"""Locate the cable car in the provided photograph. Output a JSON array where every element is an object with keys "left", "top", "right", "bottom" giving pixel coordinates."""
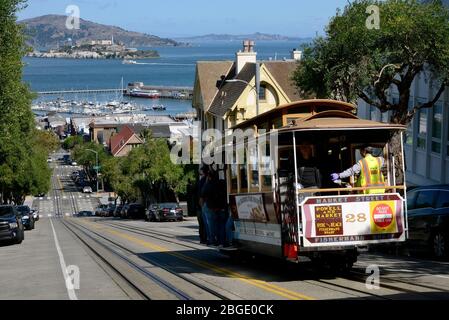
[{"left": 212, "top": 99, "right": 408, "bottom": 269}]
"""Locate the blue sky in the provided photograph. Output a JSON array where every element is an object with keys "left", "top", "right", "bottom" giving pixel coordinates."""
[{"left": 17, "top": 0, "right": 350, "bottom": 38}]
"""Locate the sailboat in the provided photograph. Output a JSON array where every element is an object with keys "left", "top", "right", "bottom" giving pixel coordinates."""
[{"left": 107, "top": 77, "right": 124, "bottom": 108}]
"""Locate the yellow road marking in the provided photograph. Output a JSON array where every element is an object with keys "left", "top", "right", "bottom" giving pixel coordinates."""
[{"left": 76, "top": 219, "right": 315, "bottom": 300}]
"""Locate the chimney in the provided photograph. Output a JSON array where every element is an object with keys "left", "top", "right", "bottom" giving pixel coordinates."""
[
  {"left": 291, "top": 48, "right": 302, "bottom": 61},
  {"left": 236, "top": 40, "right": 257, "bottom": 74}
]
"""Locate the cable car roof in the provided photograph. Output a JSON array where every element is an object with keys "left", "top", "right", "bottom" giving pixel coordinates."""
[
  {"left": 231, "top": 99, "right": 356, "bottom": 130},
  {"left": 279, "top": 110, "right": 406, "bottom": 132}
]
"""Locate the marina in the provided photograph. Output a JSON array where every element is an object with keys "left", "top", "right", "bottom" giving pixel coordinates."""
[{"left": 31, "top": 98, "right": 181, "bottom": 117}]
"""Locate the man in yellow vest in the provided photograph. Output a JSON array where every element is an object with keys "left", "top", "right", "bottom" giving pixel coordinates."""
[{"left": 330, "top": 146, "right": 386, "bottom": 194}]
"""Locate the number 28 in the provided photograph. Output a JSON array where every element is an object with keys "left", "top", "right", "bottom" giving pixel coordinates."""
[{"left": 346, "top": 213, "right": 367, "bottom": 223}]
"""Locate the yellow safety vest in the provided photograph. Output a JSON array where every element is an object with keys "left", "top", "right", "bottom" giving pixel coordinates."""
[{"left": 356, "top": 154, "right": 385, "bottom": 194}]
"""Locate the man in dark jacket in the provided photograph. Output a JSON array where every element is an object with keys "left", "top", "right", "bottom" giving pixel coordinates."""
[
  {"left": 197, "top": 166, "right": 209, "bottom": 244},
  {"left": 201, "top": 169, "right": 221, "bottom": 246}
]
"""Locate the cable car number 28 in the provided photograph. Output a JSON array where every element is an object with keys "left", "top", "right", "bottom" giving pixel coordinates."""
[{"left": 345, "top": 213, "right": 367, "bottom": 223}]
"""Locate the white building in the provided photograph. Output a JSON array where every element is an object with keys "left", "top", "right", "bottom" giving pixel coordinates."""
[{"left": 357, "top": 71, "right": 449, "bottom": 186}]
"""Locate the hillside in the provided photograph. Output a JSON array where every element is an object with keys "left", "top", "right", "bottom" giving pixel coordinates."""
[
  {"left": 19, "top": 15, "right": 179, "bottom": 48},
  {"left": 175, "top": 32, "right": 310, "bottom": 42}
]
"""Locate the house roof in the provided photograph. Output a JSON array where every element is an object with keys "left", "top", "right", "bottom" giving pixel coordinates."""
[
  {"left": 147, "top": 124, "right": 172, "bottom": 139},
  {"left": 110, "top": 125, "right": 143, "bottom": 156},
  {"left": 263, "top": 61, "right": 300, "bottom": 101},
  {"left": 206, "top": 61, "right": 301, "bottom": 118},
  {"left": 208, "top": 62, "right": 255, "bottom": 118},
  {"left": 196, "top": 61, "right": 234, "bottom": 111}
]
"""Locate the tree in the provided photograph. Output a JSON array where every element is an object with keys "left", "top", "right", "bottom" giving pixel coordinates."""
[
  {"left": 0, "top": 0, "right": 52, "bottom": 204},
  {"left": 72, "top": 141, "right": 110, "bottom": 189},
  {"left": 33, "top": 130, "right": 60, "bottom": 153},
  {"left": 100, "top": 136, "right": 193, "bottom": 205},
  {"left": 62, "top": 135, "right": 83, "bottom": 150},
  {"left": 293, "top": 0, "right": 449, "bottom": 125}
]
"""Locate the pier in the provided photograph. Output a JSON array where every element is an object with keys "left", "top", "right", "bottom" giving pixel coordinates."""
[
  {"left": 37, "top": 89, "right": 124, "bottom": 95},
  {"left": 37, "top": 84, "right": 194, "bottom": 100}
]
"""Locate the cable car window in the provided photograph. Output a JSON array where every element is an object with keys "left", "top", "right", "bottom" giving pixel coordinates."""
[
  {"left": 230, "top": 163, "right": 238, "bottom": 193},
  {"left": 249, "top": 144, "right": 259, "bottom": 191},
  {"left": 260, "top": 141, "right": 272, "bottom": 191},
  {"left": 238, "top": 146, "right": 248, "bottom": 192}
]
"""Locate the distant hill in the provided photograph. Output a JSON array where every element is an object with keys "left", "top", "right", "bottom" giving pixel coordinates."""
[
  {"left": 19, "top": 15, "right": 179, "bottom": 48},
  {"left": 175, "top": 32, "right": 311, "bottom": 42}
]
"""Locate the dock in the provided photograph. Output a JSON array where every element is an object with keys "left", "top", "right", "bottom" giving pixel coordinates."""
[
  {"left": 37, "top": 89, "right": 124, "bottom": 95},
  {"left": 37, "top": 84, "right": 193, "bottom": 100}
]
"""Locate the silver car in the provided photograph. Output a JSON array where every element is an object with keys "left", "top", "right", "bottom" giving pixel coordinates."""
[{"left": 83, "top": 186, "right": 93, "bottom": 193}]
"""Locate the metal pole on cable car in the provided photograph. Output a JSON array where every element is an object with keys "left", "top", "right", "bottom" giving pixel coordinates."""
[{"left": 292, "top": 131, "right": 302, "bottom": 243}]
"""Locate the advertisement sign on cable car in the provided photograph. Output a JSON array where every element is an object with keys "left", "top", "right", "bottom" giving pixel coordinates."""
[{"left": 300, "top": 193, "right": 405, "bottom": 247}]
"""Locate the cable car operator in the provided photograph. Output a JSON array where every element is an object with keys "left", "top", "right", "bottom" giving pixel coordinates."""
[{"left": 330, "top": 146, "right": 386, "bottom": 194}]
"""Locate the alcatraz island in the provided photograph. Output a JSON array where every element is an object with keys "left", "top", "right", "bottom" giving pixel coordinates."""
[{"left": 27, "top": 38, "right": 159, "bottom": 60}]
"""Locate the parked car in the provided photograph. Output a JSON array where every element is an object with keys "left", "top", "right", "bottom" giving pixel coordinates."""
[
  {"left": 71, "top": 171, "right": 80, "bottom": 180},
  {"left": 31, "top": 209, "right": 40, "bottom": 221},
  {"left": 146, "top": 203, "right": 184, "bottom": 222},
  {"left": 71, "top": 161, "right": 78, "bottom": 166},
  {"left": 95, "top": 205, "right": 107, "bottom": 217},
  {"left": 77, "top": 210, "right": 94, "bottom": 217},
  {"left": 106, "top": 204, "right": 116, "bottom": 217},
  {"left": 63, "top": 155, "right": 71, "bottom": 164},
  {"left": 15, "top": 205, "right": 35, "bottom": 231},
  {"left": 113, "top": 205, "right": 124, "bottom": 218},
  {"left": 47, "top": 157, "right": 53, "bottom": 163},
  {"left": 0, "top": 205, "right": 25, "bottom": 244},
  {"left": 407, "top": 185, "right": 449, "bottom": 259},
  {"left": 126, "top": 203, "right": 146, "bottom": 220},
  {"left": 83, "top": 186, "right": 93, "bottom": 194}
]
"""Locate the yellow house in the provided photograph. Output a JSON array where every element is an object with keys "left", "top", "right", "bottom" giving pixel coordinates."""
[{"left": 193, "top": 40, "right": 302, "bottom": 135}]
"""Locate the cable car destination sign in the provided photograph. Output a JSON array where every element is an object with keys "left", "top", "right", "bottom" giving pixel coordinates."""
[{"left": 300, "top": 194, "right": 405, "bottom": 247}]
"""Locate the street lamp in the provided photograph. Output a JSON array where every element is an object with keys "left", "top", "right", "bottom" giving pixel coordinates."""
[{"left": 85, "top": 149, "right": 99, "bottom": 193}]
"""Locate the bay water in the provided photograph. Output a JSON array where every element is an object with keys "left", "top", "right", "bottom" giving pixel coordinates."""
[{"left": 23, "top": 41, "right": 305, "bottom": 115}]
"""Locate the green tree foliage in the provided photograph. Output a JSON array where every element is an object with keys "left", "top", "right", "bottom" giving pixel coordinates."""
[
  {"left": 0, "top": 0, "right": 52, "bottom": 204},
  {"left": 33, "top": 130, "right": 60, "bottom": 153},
  {"left": 62, "top": 135, "right": 83, "bottom": 150},
  {"left": 293, "top": 0, "right": 449, "bottom": 125},
  {"left": 70, "top": 134, "right": 192, "bottom": 204},
  {"left": 99, "top": 136, "right": 193, "bottom": 205},
  {"left": 73, "top": 141, "right": 108, "bottom": 169}
]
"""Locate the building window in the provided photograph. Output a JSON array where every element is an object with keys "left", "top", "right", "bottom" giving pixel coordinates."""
[
  {"left": 431, "top": 103, "right": 443, "bottom": 154},
  {"left": 258, "top": 85, "right": 267, "bottom": 101},
  {"left": 416, "top": 100, "right": 427, "bottom": 150}
]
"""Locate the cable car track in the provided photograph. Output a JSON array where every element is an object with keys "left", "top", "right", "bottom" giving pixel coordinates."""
[
  {"left": 62, "top": 218, "right": 230, "bottom": 300},
  {"left": 49, "top": 164, "right": 226, "bottom": 300},
  {"left": 97, "top": 219, "right": 449, "bottom": 300}
]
